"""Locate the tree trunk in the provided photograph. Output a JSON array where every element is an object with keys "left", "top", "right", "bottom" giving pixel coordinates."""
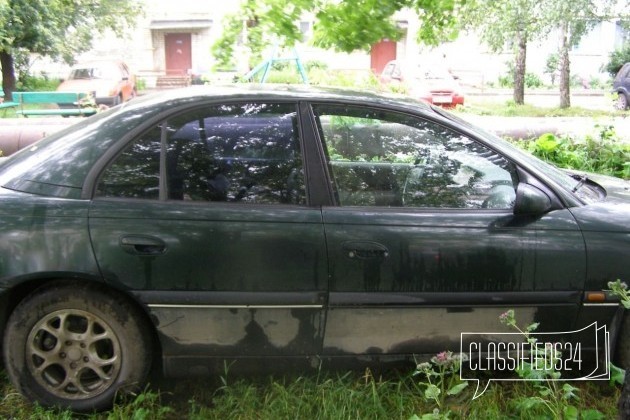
[
  {"left": 558, "top": 23, "right": 571, "bottom": 109},
  {"left": 513, "top": 31, "right": 527, "bottom": 105},
  {"left": 0, "top": 51, "right": 16, "bottom": 101}
]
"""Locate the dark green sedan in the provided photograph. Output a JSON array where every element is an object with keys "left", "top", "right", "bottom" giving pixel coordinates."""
[{"left": 1, "top": 85, "right": 629, "bottom": 411}]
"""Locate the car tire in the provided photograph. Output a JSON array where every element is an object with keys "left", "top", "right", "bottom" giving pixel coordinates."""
[
  {"left": 615, "top": 92, "right": 629, "bottom": 110},
  {"left": 616, "top": 312, "right": 630, "bottom": 369},
  {"left": 3, "top": 282, "right": 152, "bottom": 412}
]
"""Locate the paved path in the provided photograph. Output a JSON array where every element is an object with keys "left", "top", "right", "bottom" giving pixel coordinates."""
[{"left": 462, "top": 115, "right": 630, "bottom": 142}]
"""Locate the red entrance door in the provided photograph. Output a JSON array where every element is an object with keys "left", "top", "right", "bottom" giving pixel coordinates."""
[
  {"left": 165, "top": 33, "right": 192, "bottom": 75},
  {"left": 370, "top": 40, "right": 397, "bottom": 74}
]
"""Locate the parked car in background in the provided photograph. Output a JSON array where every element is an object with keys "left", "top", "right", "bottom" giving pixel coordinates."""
[
  {"left": 57, "top": 60, "right": 136, "bottom": 107},
  {"left": 0, "top": 86, "right": 629, "bottom": 412},
  {"left": 613, "top": 62, "right": 630, "bottom": 110},
  {"left": 380, "top": 59, "right": 465, "bottom": 108}
]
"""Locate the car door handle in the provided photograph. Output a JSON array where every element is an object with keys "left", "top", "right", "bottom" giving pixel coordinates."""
[
  {"left": 342, "top": 241, "right": 389, "bottom": 260},
  {"left": 119, "top": 235, "right": 167, "bottom": 256}
]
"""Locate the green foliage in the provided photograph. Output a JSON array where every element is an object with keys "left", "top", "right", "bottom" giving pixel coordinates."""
[
  {"left": 520, "top": 127, "right": 630, "bottom": 179},
  {"left": 0, "top": 0, "right": 143, "bottom": 63},
  {"left": 458, "top": 99, "right": 625, "bottom": 117},
  {"left": 545, "top": 53, "right": 560, "bottom": 76},
  {"left": 608, "top": 280, "right": 630, "bottom": 310},
  {"left": 525, "top": 72, "right": 544, "bottom": 88},
  {"left": 136, "top": 78, "right": 147, "bottom": 92},
  {"left": 212, "top": 0, "right": 465, "bottom": 72},
  {"left": 108, "top": 389, "right": 173, "bottom": 420},
  {"left": 0, "top": 0, "right": 143, "bottom": 99},
  {"left": 231, "top": 61, "right": 380, "bottom": 90},
  {"left": 499, "top": 310, "right": 604, "bottom": 419},
  {"left": 414, "top": 351, "right": 469, "bottom": 412},
  {"left": 0, "top": 367, "right": 622, "bottom": 418},
  {"left": 604, "top": 44, "right": 630, "bottom": 77},
  {"left": 497, "top": 61, "right": 545, "bottom": 88},
  {"left": 15, "top": 74, "right": 61, "bottom": 91},
  {"left": 460, "top": 0, "right": 543, "bottom": 53},
  {"left": 204, "top": 370, "right": 424, "bottom": 419}
]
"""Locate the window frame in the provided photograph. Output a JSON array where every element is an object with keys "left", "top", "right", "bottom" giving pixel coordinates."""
[
  {"left": 93, "top": 101, "right": 310, "bottom": 206},
  {"left": 310, "top": 103, "right": 520, "bottom": 210}
]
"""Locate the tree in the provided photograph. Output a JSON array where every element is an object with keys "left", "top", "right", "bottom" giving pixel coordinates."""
[
  {"left": 212, "top": 0, "right": 463, "bottom": 72},
  {"left": 0, "top": 0, "right": 143, "bottom": 100},
  {"left": 460, "top": 0, "right": 546, "bottom": 105},
  {"left": 544, "top": 2, "right": 601, "bottom": 108},
  {"left": 462, "top": 0, "right": 627, "bottom": 108},
  {"left": 544, "top": 0, "right": 625, "bottom": 108}
]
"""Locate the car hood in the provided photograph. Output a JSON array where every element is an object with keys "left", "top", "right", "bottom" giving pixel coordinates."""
[
  {"left": 566, "top": 172, "right": 630, "bottom": 233},
  {"left": 57, "top": 79, "right": 117, "bottom": 97},
  {"left": 588, "top": 172, "right": 630, "bottom": 203}
]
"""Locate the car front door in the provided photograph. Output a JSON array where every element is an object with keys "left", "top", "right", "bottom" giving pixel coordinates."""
[
  {"left": 310, "top": 104, "right": 586, "bottom": 357},
  {"left": 88, "top": 102, "right": 327, "bottom": 374}
]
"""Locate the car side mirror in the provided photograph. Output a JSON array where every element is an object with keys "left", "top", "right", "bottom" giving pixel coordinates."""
[{"left": 514, "top": 183, "right": 552, "bottom": 215}]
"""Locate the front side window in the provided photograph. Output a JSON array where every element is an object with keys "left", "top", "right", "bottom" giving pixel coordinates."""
[
  {"left": 97, "top": 102, "right": 305, "bottom": 205},
  {"left": 313, "top": 105, "right": 517, "bottom": 209}
]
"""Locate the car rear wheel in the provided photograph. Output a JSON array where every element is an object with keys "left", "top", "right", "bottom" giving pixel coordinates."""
[
  {"left": 3, "top": 282, "right": 152, "bottom": 412},
  {"left": 616, "top": 311, "right": 630, "bottom": 369},
  {"left": 615, "top": 92, "right": 629, "bottom": 110}
]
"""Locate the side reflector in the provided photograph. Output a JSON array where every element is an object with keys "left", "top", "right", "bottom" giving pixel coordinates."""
[{"left": 586, "top": 292, "right": 606, "bottom": 303}]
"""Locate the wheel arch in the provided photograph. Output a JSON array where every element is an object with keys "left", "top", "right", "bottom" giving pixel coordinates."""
[{"left": 0, "top": 276, "right": 162, "bottom": 374}]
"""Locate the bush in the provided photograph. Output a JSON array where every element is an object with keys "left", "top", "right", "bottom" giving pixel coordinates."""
[
  {"left": 517, "top": 126, "right": 630, "bottom": 179},
  {"left": 16, "top": 74, "right": 61, "bottom": 91},
  {"left": 524, "top": 72, "right": 544, "bottom": 88},
  {"left": 496, "top": 71, "right": 545, "bottom": 88},
  {"left": 603, "top": 44, "right": 630, "bottom": 77}
]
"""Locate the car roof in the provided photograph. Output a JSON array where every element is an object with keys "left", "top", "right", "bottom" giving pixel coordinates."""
[
  {"left": 127, "top": 84, "right": 432, "bottom": 111},
  {"left": 71, "top": 60, "right": 126, "bottom": 67}
]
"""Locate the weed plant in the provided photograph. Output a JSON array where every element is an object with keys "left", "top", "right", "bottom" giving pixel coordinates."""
[{"left": 516, "top": 126, "right": 630, "bottom": 179}]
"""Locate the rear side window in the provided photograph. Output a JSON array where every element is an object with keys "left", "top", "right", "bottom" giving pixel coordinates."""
[{"left": 96, "top": 102, "right": 306, "bottom": 205}]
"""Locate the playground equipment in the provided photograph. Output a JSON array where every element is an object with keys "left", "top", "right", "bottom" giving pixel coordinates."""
[{"left": 243, "top": 44, "right": 308, "bottom": 84}]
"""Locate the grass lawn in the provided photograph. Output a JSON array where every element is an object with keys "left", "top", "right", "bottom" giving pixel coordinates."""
[{"left": 0, "top": 368, "right": 621, "bottom": 419}]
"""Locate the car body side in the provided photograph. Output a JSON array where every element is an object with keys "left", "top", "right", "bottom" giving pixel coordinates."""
[
  {"left": 613, "top": 62, "right": 630, "bottom": 110},
  {"left": 0, "top": 87, "right": 628, "bottom": 379}
]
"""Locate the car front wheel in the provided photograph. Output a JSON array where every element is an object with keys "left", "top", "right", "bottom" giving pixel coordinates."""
[
  {"left": 615, "top": 92, "right": 629, "bottom": 110},
  {"left": 3, "top": 282, "right": 152, "bottom": 412}
]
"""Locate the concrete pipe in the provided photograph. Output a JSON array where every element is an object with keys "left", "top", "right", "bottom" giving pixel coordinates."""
[{"left": 0, "top": 118, "right": 75, "bottom": 156}]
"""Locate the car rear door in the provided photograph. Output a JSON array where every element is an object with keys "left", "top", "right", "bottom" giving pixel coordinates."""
[
  {"left": 309, "top": 103, "right": 586, "bottom": 357},
  {"left": 88, "top": 101, "right": 327, "bottom": 373}
]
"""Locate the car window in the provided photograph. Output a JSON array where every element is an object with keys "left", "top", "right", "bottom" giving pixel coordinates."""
[
  {"left": 313, "top": 105, "right": 518, "bottom": 209},
  {"left": 618, "top": 63, "right": 630, "bottom": 80},
  {"left": 96, "top": 102, "right": 305, "bottom": 205}
]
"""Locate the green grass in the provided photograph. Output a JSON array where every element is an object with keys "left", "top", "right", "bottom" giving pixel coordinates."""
[
  {"left": 0, "top": 368, "right": 621, "bottom": 419},
  {"left": 458, "top": 97, "right": 626, "bottom": 118}
]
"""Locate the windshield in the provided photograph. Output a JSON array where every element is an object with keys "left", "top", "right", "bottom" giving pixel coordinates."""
[{"left": 70, "top": 64, "right": 119, "bottom": 80}]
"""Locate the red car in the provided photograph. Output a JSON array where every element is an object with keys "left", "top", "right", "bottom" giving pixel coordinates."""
[
  {"left": 57, "top": 60, "right": 137, "bottom": 107},
  {"left": 380, "top": 60, "right": 464, "bottom": 108}
]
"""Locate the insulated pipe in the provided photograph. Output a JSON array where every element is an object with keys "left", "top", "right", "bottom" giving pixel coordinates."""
[{"left": 0, "top": 118, "right": 74, "bottom": 156}]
